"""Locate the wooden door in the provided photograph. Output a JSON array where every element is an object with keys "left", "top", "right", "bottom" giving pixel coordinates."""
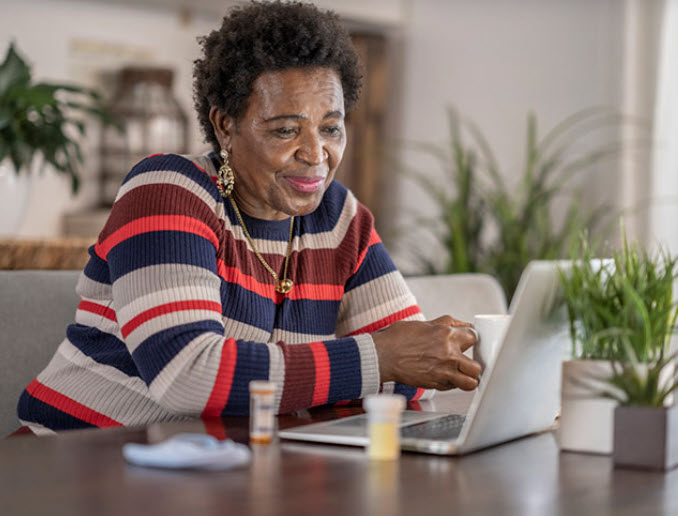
[{"left": 335, "top": 33, "right": 388, "bottom": 219}]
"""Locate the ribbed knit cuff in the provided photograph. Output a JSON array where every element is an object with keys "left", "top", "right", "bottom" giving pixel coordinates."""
[
  {"left": 419, "top": 389, "right": 436, "bottom": 400},
  {"left": 354, "top": 333, "right": 381, "bottom": 399}
]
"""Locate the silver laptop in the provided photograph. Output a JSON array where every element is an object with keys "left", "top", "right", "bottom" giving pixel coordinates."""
[{"left": 279, "top": 260, "right": 575, "bottom": 455}]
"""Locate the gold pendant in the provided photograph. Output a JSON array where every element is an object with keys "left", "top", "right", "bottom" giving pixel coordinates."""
[{"left": 276, "top": 279, "right": 293, "bottom": 294}]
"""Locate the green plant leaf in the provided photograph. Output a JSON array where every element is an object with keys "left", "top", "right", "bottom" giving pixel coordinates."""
[
  {"left": 0, "top": 106, "right": 11, "bottom": 129},
  {"left": 456, "top": 110, "right": 505, "bottom": 190},
  {"left": 0, "top": 43, "right": 31, "bottom": 96},
  {"left": 0, "top": 42, "right": 118, "bottom": 194}
]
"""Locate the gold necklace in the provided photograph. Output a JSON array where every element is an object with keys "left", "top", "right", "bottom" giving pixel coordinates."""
[{"left": 229, "top": 196, "right": 295, "bottom": 294}]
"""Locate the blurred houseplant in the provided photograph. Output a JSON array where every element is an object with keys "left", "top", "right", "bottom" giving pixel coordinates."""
[
  {"left": 0, "top": 42, "right": 116, "bottom": 234},
  {"left": 399, "top": 108, "right": 628, "bottom": 302},
  {"left": 557, "top": 228, "right": 678, "bottom": 454}
]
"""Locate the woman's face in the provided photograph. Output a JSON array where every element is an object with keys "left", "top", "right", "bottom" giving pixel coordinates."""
[{"left": 210, "top": 67, "right": 347, "bottom": 220}]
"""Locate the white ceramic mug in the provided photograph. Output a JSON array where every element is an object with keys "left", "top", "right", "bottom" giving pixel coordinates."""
[{"left": 472, "top": 314, "right": 511, "bottom": 371}]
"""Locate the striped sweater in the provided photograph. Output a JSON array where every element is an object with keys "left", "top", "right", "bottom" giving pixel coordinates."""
[{"left": 18, "top": 152, "right": 427, "bottom": 434}]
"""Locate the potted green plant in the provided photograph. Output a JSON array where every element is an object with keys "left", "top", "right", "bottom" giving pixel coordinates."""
[
  {"left": 558, "top": 229, "right": 678, "bottom": 454},
  {"left": 398, "top": 107, "right": 637, "bottom": 302},
  {"left": 0, "top": 42, "right": 116, "bottom": 234}
]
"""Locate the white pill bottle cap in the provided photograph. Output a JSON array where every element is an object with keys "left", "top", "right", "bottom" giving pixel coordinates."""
[{"left": 363, "top": 394, "right": 406, "bottom": 421}]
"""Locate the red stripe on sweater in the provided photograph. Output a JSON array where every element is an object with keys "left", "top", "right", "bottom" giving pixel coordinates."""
[
  {"left": 347, "top": 305, "right": 422, "bottom": 336},
  {"left": 202, "top": 417, "right": 228, "bottom": 440},
  {"left": 201, "top": 338, "right": 238, "bottom": 417},
  {"left": 95, "top": 215, "right": 219, "bottom": 260},
  {"left": 121, "top": 300, "right": 222, "bottom": 338},
  {"left": 217, "top": 261, "right": 278, "bottom": 301},
  {"left": 26, "top": 379, "right": 122, "bottom": 427},
  {"left": 309, "top": 342, "right": 331, "bottom": 406},
  {"left": 291, "top": 283, "right": 344, "bottom": 301},
  {"left": 352, "top": 228, "right": 381, "bottom": 275},
  {"left": 78, "top": 300, "right": 117, "bottom": 322},
  {"left": 217, "top": 261, "right": 344, "bottom": 302},
  {"left": 278, "top": 343, "right": 315, "bottom": 413},
  {"left": 411, "top": 388, "right": 425, "bottom": 401},
  {"left": 98, "top": 184, "right": 220, "bottom": 243}
]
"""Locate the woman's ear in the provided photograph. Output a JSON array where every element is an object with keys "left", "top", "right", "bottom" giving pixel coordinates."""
[{"left": 209, "top": 106, "right": 236, "bottom": 151}]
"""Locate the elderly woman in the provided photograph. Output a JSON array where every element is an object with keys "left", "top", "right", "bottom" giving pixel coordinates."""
[{"left": 18, "top": 1, "right": 480, "bottom": 433}]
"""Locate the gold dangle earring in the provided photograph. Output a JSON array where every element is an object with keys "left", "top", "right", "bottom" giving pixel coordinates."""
[{"left": 216, "top": 149, "right": 235, "bottom": 199}]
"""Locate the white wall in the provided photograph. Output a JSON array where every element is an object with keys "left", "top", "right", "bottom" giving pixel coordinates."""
[
  {"left": 0, "top": 0, "right": 656, "bottom": 251},
  {"left": 650, "top": 0, "right": 678, "bottom": 254},
  {"left": 620, "top": 0, "right": 664, "bottom": 244},
  {"left": 90, "top": 0, "right": 406, "bottom": 27},
  {"left": 386, "top": 0, "right": 629, "bottom": 270},
  {"left": 0, "top": 0, "right": 218, "bottom": 236}
]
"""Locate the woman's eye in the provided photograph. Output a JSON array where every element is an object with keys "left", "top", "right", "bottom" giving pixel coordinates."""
[
  {"left": 322, "top": 125, "right": 342, "bottom": 136},
  {"left": 273, "top": 127, "right": 297, "bottom": 138}
]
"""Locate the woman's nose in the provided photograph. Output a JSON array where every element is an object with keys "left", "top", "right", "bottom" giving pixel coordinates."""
[{"left": 296, "top": 133, "right": 328, "bottom": 165}]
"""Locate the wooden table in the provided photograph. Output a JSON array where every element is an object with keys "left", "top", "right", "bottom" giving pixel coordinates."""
[{"left": 2, "top": 391, "right": 677, "bottom": 516}]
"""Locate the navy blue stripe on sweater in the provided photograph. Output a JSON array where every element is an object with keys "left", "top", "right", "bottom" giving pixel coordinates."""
[
  {"left": 276, "top": 298, "right": 341, "bottom": 335},
  {"left": 393, "top": 383, "right": 418, "bottom": 399},
  {"left": 325, "top": 337, "right": 362, "bottom": 402},
  {"left": 220, "top": 282, "right": 276, "bottom": 331},
  {"left": 300, "top": 181, "right": 349, "bottom": 234},
  {"left": 17, "top": 390, "right": 95, "bottom": 431},
  {"left": 107, "top": 232, "right": 217, "bottom": 281},
  {"left": 344, "top": 242, "right": 398, "bottom": 292},
  {"left": 222, "top": 339, "right": 271, "bottom": 416},
  {"left": 132, "top": 320, "right": 224, "bottom": 384},
  {"left": 66, "top": 324, "right": 140, "bottom": 378},
  {"left": 83, "top": 246, "right": 112, "bottom": 285},
  {"left": 223, "top": 202, "right": 292, "bottom": 241}
]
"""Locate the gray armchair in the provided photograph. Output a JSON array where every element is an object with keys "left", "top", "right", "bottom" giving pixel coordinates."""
[
  {"left": 0, "top": 270, "right": 81, "bottom": 436},
  {"left": 405, "top": 273, "right": 507, "bottom": 321}
]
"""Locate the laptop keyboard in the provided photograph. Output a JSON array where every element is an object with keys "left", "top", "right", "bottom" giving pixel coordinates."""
[{"left": 400, "top": 414, "right": 466, "bottom": 440}]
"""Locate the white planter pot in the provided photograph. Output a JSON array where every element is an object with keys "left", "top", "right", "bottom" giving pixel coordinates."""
[
  {"left": 0, "top": 160, "right": 32, "bottom": 236},
  {"left": 558, "top": 359, "right": 617, "bottom": 454}
]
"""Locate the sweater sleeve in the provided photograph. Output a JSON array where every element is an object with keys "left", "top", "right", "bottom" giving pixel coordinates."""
[
  {"left": 100, "top": 154, "right": 380, "bottom": 416},
  {"left": 334, "top": 203, "right": 435, "bottom": 401}
]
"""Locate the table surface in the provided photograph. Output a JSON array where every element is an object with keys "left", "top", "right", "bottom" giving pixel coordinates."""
[{"left": 2, "top": 391, "right": 677, "bottom": 516}]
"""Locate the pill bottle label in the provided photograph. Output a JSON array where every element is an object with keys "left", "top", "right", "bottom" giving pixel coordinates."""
[{"left": 250, "top": 392, "right": 275, "bottom": 443}]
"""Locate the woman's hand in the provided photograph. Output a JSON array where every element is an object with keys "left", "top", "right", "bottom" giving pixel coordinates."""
[{"left": 372, "top": 315, "right": 482, "bottom": 391}]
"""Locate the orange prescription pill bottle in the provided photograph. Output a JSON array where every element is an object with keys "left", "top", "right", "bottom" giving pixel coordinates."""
[{"left": 249, "top": 380, "right": 276, "bottom": 444}]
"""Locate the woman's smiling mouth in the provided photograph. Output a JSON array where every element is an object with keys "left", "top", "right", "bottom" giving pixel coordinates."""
[{"left": 284, "top": 175, "right": 326, "bottom": 193}]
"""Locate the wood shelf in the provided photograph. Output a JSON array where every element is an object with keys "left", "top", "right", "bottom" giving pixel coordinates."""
[{"left": 0, "top": 237, "right": 92, "bottom": 270}]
